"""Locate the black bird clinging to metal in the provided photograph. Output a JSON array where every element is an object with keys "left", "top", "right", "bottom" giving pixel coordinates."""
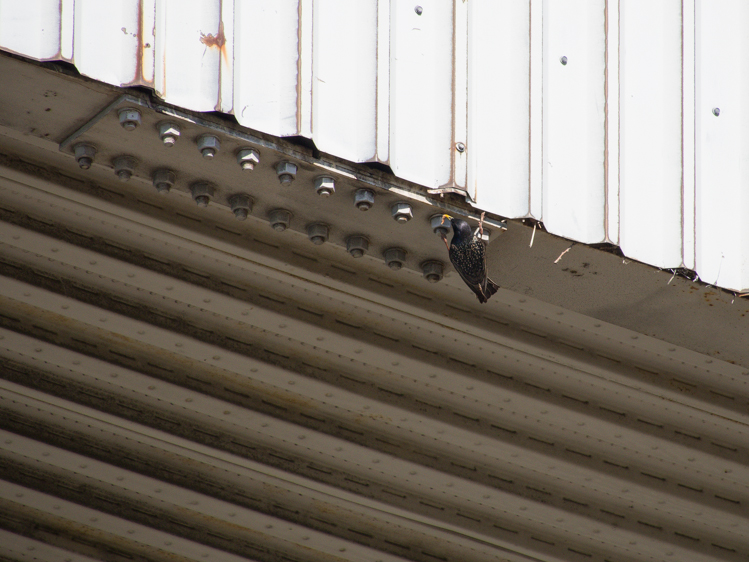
[{"left": 440, "top": 213, "right": 499, "bottom": 304}]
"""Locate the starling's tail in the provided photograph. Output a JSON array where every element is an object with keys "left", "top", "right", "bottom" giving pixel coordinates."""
[{"left": 475, "top": 278, "right": 499, "bottom": 304}]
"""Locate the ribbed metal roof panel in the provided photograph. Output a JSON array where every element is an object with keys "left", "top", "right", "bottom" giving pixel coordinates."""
[{"left": 1, "top": 0, "right": 747, "bottom": 291}]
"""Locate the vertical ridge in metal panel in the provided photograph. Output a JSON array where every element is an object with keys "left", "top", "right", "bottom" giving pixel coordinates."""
[
  {"left": 542, "top": 0, "right": 607, "bottom": 243},
  {"left": 619, "top": 0, "right": 683, "bottom": 266},
  {"left": 467, "top": 0, "right": 531, "bottom": 216}
]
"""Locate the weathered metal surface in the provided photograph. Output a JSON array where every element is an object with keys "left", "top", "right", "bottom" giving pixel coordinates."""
[{"left": 0, "top": 0, "right": 748, "bottom": 289}]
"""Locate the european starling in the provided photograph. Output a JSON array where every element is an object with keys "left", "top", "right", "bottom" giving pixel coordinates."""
[{"left": 441, "top": 214, "right": 499, "bottom": 304}]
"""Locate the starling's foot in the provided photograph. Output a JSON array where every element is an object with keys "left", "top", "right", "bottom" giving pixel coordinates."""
[
  {"left": 478, "top": 212, "right": 485, "bottom": 239},
  {"left": 440, "top": 232, "right": 449, "bottom": 250}
]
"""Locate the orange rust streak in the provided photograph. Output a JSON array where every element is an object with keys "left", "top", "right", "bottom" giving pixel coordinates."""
[{"left": 200, "top": 20, "right": 226, "bottom": 49}]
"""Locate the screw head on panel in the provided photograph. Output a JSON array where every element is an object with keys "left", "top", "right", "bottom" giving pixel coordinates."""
[
  {"left": 560, "top": 56, "right": 568, "bottom": 65},
  {"left": 712, "top": 107, "right": 720, "bottom": 117}
]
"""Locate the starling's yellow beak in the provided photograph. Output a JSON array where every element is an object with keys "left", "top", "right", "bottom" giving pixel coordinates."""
[{"left": 440, "top": 214, "right": 453, "bottom": 226}]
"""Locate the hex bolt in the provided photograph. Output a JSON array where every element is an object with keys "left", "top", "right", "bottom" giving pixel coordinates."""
[
  {"left": 158, "top": 122, "right": 181, "bottom": 147},
  {"left": 237, "top": 148, "right": 260, "bottom": 170},
  {"left": 383, "top": 247, "right": 406, "bottom": 270},
  {"left": 268, "top": 209, "right": 292, "bottom": 232},
  {"left": 307, "top": 223, "right": 329, "bottom": 245},
  {"left": 346, "top": 235, "right": 369, "bottom": 258},
  {"left": 314, "top": 176, "right": 336, "bottom": 197},
  {"left": 354, "top": 188, "right": 375, "bottom": 211},
  {"left": 152, "top": 169, "right": 176, "bottom": 194},
  {"left": 430, "top": 214, "right": 450, "bottom": 238},
  {"left": 112, "top": 156, "right": 137, "bottom": 182},
  {"left": 228, "top": 193, "right": 253, "bottom": 221},
  {"left": 421, "top": 260, "right": 444, "bottom": 283},
  {"left": 276, "top": 161, "right": 297, "bottom": 185},
  {"left": 197, "top": 134, "right": 221, "bottom": 159},
  {"left": 391, "top": 202, "right": 413, "bottom": 223},
  {"left": 73, "top": 143, "right": 96, "bottom": 170},
  {"left": 118, "top": 107, "right": 142, "bottom": 131},
  {"left": 190, "top": 181, "right": 215, "bottom": 207}
]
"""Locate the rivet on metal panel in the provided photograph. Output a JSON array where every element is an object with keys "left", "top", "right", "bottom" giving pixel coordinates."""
[
  {"left": 415, "top": 6, "right": 423, "bottom": 15},
  {"left": 314, "top": 176, "right": 335, "bottom": 197},
  {"left": 354, "top": 188, "right": 375, "bottom": 211},
  {"left": 73, "top": 143, "right": 96, "bottom": 170},
  {"left": 276, "top": 161, "right": 298, "bottom": 185},
  {"left": 383, "top": 247, "right": 407, "bottom": 270},
  {"left": 421, "top": 260, "right": 444, "bottom": 283},
  {"left": 307, "top": 223, "right": 329, "bottom": 245},
  {"left": 158, "top": 122, "right": 181, "bottom": 147},
  {"left": 112, "top": 156, "right": 137, "bottom": 181},
  {"left": 455, "top": 142, "right": 466, "bottom": 153},
  {"left": 430, "top": 214, "right": 449, "bottom": 237},
  {"left": 197, "top": 134, "right": 221, "bottom": 159},
  {"left": 560, "top": 56, "right": 568, "bottom": 66},
  {"left": 346, "top": 235, "right": 369, "bottom": 258},
  {"left": 228, "top": 194, "right": 253, "bottom": 221},
  {"left": 190, "top": 182, "right": 215, "bottom": 207},
  {"left": 118, "top": 108, "right": 142, "bottom": 131},
  {"left": 268, "top": 209, "right": 292, "bottom": 231},
  {"left": 237, "top": 148, "right": 260, "bottom": 170},
  {"left": 391, "top": 202, "right": 413, "bottom": 222},
  {"left": 712, "top": 108, "right": 720, "bottom": 116},
  {"left": 152, "top": 169, "right": 176, "bottom": 194}
]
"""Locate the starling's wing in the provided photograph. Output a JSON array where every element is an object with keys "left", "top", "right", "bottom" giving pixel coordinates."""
[{"left": 449, "top": 238, "right": 490, "bottom": 301}]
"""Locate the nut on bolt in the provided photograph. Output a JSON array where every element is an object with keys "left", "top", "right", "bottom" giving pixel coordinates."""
[
  {"left": 197, "top": 134, "right": 221, "bottom": 159},
  {"left": 228, "top": 193, "right": 253, "bottom": 221},
  {"left": 152, "top": 169, "right": 176, "bottom": 194},
  {"left": 354, "top": 188, "right": 375, "bottom": 211},
  {"left": 430, "top": 214, "right": 450, "bottom": 238},
  {"left": 383, "top": 247, "right": 406, "bottom": 270},
  {"left": 391, "top": 202, "right": 413, "bottom": 223},
  {"left": 307, "top": 223, "right": 329, "bottom": 245},
  {"left": 346, "top": 235, "right": 369, "bottom": 258},
  {"left": 118, "top": 107, "right": 141, "bottom": 131},
  {"left": 237, "top": 148, "right": 260, "bottom": 171},
  {"left": 276, "top": 161, "right": 297, "bottom": 185},
  {"left": 112, "top": 156, "right": 137, "bottom": 182},
  {"left": 158, "top": 122, "right": 181, "bottom": 147},
  {"left": 421, "top": 260, "right": 444, "bottom": 283},
  {"left": 268, "top": 209, "right": 292, "bottom": 232},
  {"left": 73, "top": 143, "right": 96, "bottom": 170},
  {"left": 314, "top": 176, "right": 335, "bottom": 197},
  {"left": 190, "top": 181, "right": 215, "bottom": 207}
]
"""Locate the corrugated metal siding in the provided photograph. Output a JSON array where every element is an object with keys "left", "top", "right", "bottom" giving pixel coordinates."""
[{"left": 1, "top": 0, "right": 748, "bottom": 291}]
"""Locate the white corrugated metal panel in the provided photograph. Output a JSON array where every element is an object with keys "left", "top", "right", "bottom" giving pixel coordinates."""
[{"left": 2, "top": 0, "right": 749, "bottom": 291}]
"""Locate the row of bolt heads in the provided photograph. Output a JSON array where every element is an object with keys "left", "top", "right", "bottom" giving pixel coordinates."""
[{"left": 69, "top": 107, "right": 448, "bottom": 282}]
